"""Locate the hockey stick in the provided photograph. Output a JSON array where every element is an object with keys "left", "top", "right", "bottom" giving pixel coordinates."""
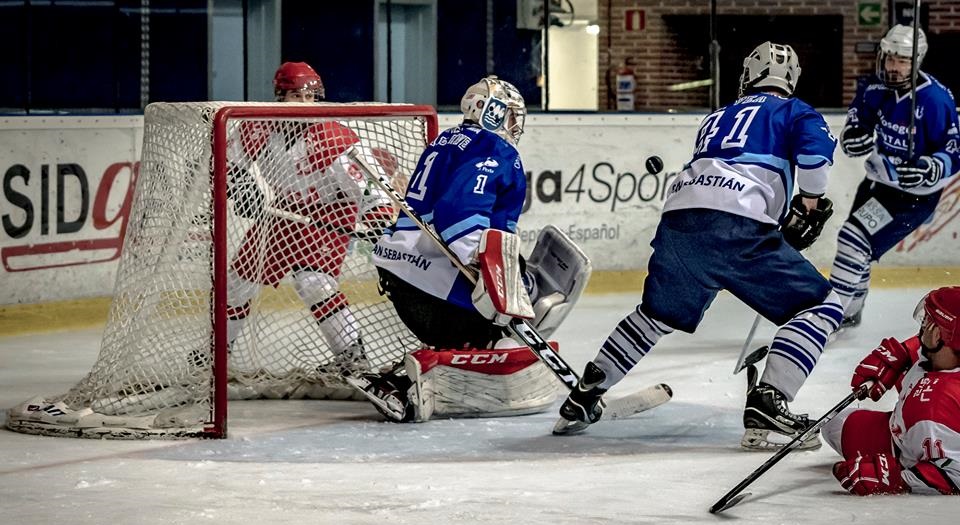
[
  {"left": 708, "top": 383, "right": 869, "bottom": 514},
  {"left": 906, "top": 0, "right": 921, "bottom": 161},
  {"left": 733, "top": 314, "right": 763, "bottom": 374},
  {"left": 261, "top": 204, "right": 380, "bottom": 239},
  {"left": 344, "top": 147, "right": 668, "bottom": 406}
]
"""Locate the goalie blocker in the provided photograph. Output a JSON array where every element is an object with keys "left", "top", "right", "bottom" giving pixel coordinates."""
[{"left": 349, "top": 226, "right": 592, "bottom": 422}]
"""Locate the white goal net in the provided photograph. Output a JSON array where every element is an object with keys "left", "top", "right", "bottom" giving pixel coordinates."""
[{"left": 6, "top": 102, "right": 438, "bottom": 438}]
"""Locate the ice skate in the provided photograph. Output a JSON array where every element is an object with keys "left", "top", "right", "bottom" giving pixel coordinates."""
[
  {"left": 827, "top": 310, "right": 862, "bottom": 344},
  {"left": 316, "top": 339, "right": 370, "bottom": 377},
  {"left": 742, "top": 382, "right": 820, "bottom": 450},
  {"left": 553, "top": 362, "right": 608, "bottom": 435},
  {"left": 342, "top": 367, "right": 413, "bottom": 422}
]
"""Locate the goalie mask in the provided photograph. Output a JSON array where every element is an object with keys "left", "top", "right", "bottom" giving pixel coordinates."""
[
  {"left": 274, "top": 62, "right": 325, "bottom": 102},
  {"left": 460, "top": 76, "right": 526, "bottom": 145},
  {"left": 912, "top": 286, "right": 960, "bottom": 352},
  {"left": 876, "top": 24, "right": 928, "bottom": 89},
  {"left": 738, "top": 42, "right": 801, "bottom": 98}
]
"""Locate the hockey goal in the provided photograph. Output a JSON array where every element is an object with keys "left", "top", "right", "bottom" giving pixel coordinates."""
[{"left": 6, "top": 102, "right": 439, "bottom": 439}]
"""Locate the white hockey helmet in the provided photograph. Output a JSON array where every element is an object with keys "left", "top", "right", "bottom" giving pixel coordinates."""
[
  {"left": 460, "top": 76, "right": 526, "bottom": 144},
  {"left": 738, "top": 42, "right": 801, "bottom": 98},
  {"left": 876, "top": 24, "right": 928, "bottom": 88}
]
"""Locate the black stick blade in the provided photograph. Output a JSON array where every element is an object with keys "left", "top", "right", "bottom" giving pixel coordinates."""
[{"left": 709, "top": 492, "right": 750, "bottom": 514}]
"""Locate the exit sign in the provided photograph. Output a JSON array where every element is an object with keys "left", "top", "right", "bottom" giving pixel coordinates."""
[
  {"left": 625, "top": 8, "right": 645, "bottom": 31},
  {"left": 858, "top": 1, "right": 882, "bottom": 26}
]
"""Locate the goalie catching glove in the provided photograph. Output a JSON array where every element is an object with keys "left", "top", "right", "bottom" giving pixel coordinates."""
[
  {"left": 471, "top": 229, "right": 535, "bottom": 325},
  {"left": 781, "top": 194, "right": 833, "bottom": 251}
]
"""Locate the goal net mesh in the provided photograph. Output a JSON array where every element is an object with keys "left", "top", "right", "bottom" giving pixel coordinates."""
[{"left": 6, "top": 102, "right": 437, "bottom": 438}]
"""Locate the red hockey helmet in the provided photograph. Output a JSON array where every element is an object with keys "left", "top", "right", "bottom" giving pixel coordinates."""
[
  {"left": 913, "top": 287, "right": 960, "bottom": 349},
  {"left": 273, "top": 62, "right": 325, "bottom": 101}
]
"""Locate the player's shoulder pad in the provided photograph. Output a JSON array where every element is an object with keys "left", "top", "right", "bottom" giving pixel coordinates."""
[
  {"left": 919, "top": 73, "right": 957, "bottom": 106},
  {"left": 785, "top": 97, "right": 828, "bottom": 123}
]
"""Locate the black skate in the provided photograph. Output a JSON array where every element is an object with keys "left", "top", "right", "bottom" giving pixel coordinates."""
[
  {"left": 827, "top": 310, "right": 863, "bottom": 344},
  {"left": 553, "top": 362, "right": 608, "bottom": 436},
  {"left": 742, "top": 382, "right": 820, "bottom": 450},
  {"left": 316, "top": 339, "right": 370, "bottom": 377},
  {"left": 839, "top": 310, "right": 862, "bottom": 330},
  {"left": 342, "top": 367, "right": 414, "bottom": 422}
]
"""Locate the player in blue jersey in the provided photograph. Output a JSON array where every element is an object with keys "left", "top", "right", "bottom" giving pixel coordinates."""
[
  {"left": 555, "top": 42, "right": 844, "bottom": 450},
  {"left": 347, "top": 76, "right": 591, "bottom": 422},
  {"left": 830, "top": 25, "right": 960, "bottom": 333}
]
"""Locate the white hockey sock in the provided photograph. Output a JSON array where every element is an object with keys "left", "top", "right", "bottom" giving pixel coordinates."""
[
  {"left": 317, "top": 305, "right": 361, "bottom": 355},
  {"left": 762, "top": 290, "right": 843, "bottom": 400},
  {"left": 594, "top": 306, "right": 673, "bottom": 390},
  {"left": 829, "top": 222, "right": 872, "bottom": 317},
  {"left": 225, "top": 303, "right": 251, "bottom": 346}
]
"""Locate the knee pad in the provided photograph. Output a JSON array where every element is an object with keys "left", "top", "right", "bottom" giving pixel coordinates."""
[{"left": 292, "top": 270, "right": 340, "bottom": 307}]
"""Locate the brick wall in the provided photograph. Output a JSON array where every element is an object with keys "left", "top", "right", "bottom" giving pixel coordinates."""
[{"left": 598, "top": 0, "right": 957, "bottom": 111}]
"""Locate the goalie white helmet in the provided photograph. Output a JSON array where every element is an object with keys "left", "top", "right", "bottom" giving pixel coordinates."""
[
  {"left": 876, "top": 24, "right": 928, "bottom": 88},
  {"left": 460, "top": 76, "right": 526, "bottom": 145},
  {"left": 738, "top": 42, "right": 801, "bottom": 98}
]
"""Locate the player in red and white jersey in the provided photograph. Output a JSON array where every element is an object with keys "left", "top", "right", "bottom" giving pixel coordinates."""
[
  {"left": 822, "top": 286, "right": 960, "bottom": 495},
  {"left": 223, "top": 62, "right": 395, "bottom": 374}
]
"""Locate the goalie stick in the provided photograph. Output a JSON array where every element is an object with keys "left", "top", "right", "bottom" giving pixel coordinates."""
[
  {"left": 343, "top": 147, "right": 672, "bottom": 416},
  {"left": 708, "top": 383, "right": 870, "bottom": 514}
]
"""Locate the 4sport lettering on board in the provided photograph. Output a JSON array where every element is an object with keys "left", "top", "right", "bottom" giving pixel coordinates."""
[{"left": 522, "top": 161, "right": 677, "bottom": 213}]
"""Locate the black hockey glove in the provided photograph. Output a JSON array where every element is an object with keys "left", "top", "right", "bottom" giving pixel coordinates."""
[
  {"left": 896, "top": 156, "right": 945, "bottom": 189},
  {"left": 781, "top": 194, "right": 834, "bottom": 251},
  {"left": 226, "top": 168, "right": 265, "bottom": 219},
  {"left": 840, "top": 126, "right": 874, "bottom": 158}
]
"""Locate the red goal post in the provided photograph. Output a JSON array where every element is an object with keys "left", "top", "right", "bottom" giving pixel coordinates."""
[{"left": 6, "top": 102, "right": 439, "bottom": 439}]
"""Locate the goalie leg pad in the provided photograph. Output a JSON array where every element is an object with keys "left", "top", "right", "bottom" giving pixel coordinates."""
[
  {"left": 525, "top": 225, "right": 592, "bottom": 337},
  {"left": 404, "top": 344, "right": 561, "bottom": 422}
]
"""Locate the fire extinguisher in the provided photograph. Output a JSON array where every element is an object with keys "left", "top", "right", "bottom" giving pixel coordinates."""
[{"left": 615, "top": 64, "right": 635, "bottom": 112}]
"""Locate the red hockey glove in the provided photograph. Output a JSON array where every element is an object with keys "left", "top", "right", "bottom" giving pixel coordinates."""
[
  {"left": 833, "top": 453, "right": 909, "bottom": 495},
  {"left": 851, "top": 338, "right": 912, "bottom": 401}
]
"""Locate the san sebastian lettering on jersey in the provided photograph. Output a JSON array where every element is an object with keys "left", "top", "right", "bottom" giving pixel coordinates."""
[
  {"left": 372, "top": 123, "right": 526, "bottom": 312},
  {"left": 664, "top": 93, "right": 836, "bottom": 225}
]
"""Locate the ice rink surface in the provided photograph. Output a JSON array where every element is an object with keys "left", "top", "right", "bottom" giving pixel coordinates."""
[{"left": 3, "top": 288, "right": 960, "bottom": 524}]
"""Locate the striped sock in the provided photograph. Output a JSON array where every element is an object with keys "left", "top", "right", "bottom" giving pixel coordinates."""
[
  {"left": 594, "top": 306, "right": 673, "bottom": 389},
  {"left": 829, "top": 222, "right": 872, "bottom": 317},
  {"left": 762, "top": 291, "right": 844, "bottom": 400}
]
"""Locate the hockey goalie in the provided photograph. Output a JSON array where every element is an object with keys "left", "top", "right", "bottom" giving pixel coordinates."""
[{"left": 349, "top": 76, "right": 591, "bottom": 422}]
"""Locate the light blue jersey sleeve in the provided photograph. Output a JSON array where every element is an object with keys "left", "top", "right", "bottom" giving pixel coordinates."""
[{"left": 789, "top": 101, "right": 836, "bottom": 196}]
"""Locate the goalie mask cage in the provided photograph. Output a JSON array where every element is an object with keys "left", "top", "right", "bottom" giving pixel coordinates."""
[{"left": 6, "top": 102, "right": 439, "bottom": 439}]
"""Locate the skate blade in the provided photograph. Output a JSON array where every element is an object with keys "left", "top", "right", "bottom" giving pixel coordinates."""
[
  {"left": 343, "top": 375, "right": 407, "bottom": 422},
  {"left": 740, "top": 428, "right": 821, "bottom": 451},
  {"left": 552, "top": 417, "right": 591, "bottom": 436}
]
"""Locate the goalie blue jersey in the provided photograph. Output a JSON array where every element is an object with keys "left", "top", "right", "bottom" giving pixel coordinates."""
[
  {"left": 845, "top": 72, "right": 960, "bottom": 195},
  {"left": 373, "top": 123, "right": 526, "bottom": 312},
  {"left": 663, "top": 93, "right": 837, "bottom": 225}
]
